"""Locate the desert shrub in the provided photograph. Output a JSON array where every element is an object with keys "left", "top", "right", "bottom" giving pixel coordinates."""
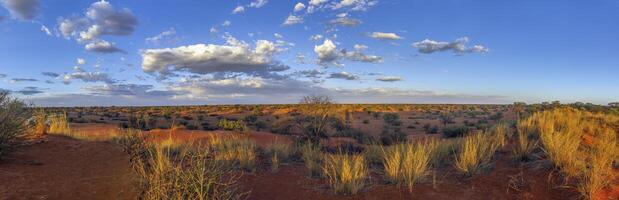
[
  {"left": 217, "top": 119, "right": 247, "bottom": 133},
  {"left": 380, "top": 125, "right": 406, "bottom": 145},
  {"left": 135, "top": 143, "right": 243, "bottom": 200},
  {"left": 381, "top": 141, "right": 434, "bottom": 192},
  {"left": 0, "top": 93, "right": 30, "bottom": 158},
  {"left": 383, "top": 113, "right": 401, "bottom": 126},
  {"left": 270, "top": 118, "right": 295, "bottom": 135},
  {"left": 48, "top": 113, "right": 71, "bottom": 135},
  {"left": 333, "top": 128, "right": 372, "bottom": 144},
  {"left": 301, "top": 143, "right": 323, "bottom": 177},
  {"left": 364, "top": 144, "right": 384, "bottom": 165},
  {"left": 266, "top": 140, "right": 292, "bottom": 172},
  {"left": 454, "top": 131, "right": 500, "bottom": 176},
  {"left": 323, "top": 153, "right": 368, "bottom": 195},
  {"left": 429, "top": 138, "right": 462, "bottom": 167},
  {"left": 441, "top": 126, "right": 470, "bottom": 138},
  {"left": 362, "top": 119, "right": 369, "bottom": 124},
  {"left": 208, "top": 136, "right": 257, "bottom": 171}
]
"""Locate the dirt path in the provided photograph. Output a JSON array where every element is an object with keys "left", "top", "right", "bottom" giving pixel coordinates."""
[{"left": 0, "top": 136, "right": 138, "bottom": 200}]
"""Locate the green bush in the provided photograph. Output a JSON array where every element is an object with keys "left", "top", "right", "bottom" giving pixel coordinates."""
[
  {"left": 442, "top": 126, "right": 470, "bottom": 138},
  {"left": 217, "top": 119, "right": 247, "bottom": 133},
  {"left": 0, "top": 93, "right": 30, "bottom": 158}
]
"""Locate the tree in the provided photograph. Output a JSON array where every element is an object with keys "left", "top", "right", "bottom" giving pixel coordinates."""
[
  {"left": 609, "top": 102, "right": 619, "bottom": 108},
  {"left": 297, "top": 95, "right": 334, "bottom": 144}
]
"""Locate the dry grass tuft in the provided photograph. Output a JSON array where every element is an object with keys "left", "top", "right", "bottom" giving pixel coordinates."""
[
  {"left": 382, "top": 141, "right": 434, "bottom": 192},
  {"left": 48, "top": 113, "right": 70, "bottom": 135},
  {"left": 266, "top": 139, "right": 292, "bottom": 172},
  {"left": 454, "top": 131, "right": 500, "bottom": 176},
  {"left": 301, "top": 143, "right": 323, "bottom": 177},
  {"left": 322, "top": 153, "right": 368, "bottom": 195},
  {"left": 208, "top": 136, "right": 257, "bottom": 171},
  {"left": 512, "top": 118, "right": 538, "bottom": 161}
]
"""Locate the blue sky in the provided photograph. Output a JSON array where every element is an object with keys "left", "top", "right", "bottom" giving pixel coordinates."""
[{"left": 0, "top": 0, "right": 617, "bottom": 106}]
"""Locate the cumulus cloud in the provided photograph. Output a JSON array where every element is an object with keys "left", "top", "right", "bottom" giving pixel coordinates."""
[
  {"left": 146, "top": 28, "right": 176, "bottom": 44},
  {"left": 232, "top": 6, "right": 245, "bottom": 14},
  {"left": 369, "top": 32, "right": 402, "bottom": 40},
  {"left": 40, "top": 25, "right": 52, "bottom": 36},
  {"left": 376, "top": 76, "right": 402, "bottom": 82},
  {"left": 314, "top": 39, "right": 382, "bottom": 66},
  {"left": 57, "top": 0, "right": 137, "bottom": 52},
  {"left": 331, "top": 0, "right": 378, "bottom": 11},
  {"left": 329, "top": 16, "right": 361, "bottom": 27},
  {"left": 412, "top": 37, "right": 489, "bottom": 55},
  {"left": 310, "top": 0, "right": 328, "bottom": 6},
  {"left": 85, "top": 39, "right": 123, "bottom": 53},
  {"left": 328, "top": 71, "right": 360, "bottom": 80},
  {"left": 1, "top": 0, "right": 39, "bottom": 20},
  {"left": 282, "top": 14, "right": 303, "bottom": 26},
  {"left": 294, "top": 2, "right": 306, "bottom": 12},
  {"left": 42, "top": 72, "right": 60, "bottom": 78},
  {"left": 141, "top": 35, "right": 290, "bottom": 78},
  {"left": 15, "top": 86, "right": 44, "bottom": 95}
]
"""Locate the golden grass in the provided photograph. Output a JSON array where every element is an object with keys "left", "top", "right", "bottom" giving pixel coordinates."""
[
  {"left": 32, "top": 109, "right": 46, "bottom": 136},
  {"left": 382, "top": 141, "right": 434, "bottom": 192},
  {"left": 208, "top": 136, "right": 257, "bottom": 171},
  {"left": 47, "top": 113, "right": 70, "bottom": 135},
  {"left": 301, "top": 143, "right": 323, "bottom": 177},
  {"left": 266, "top": 140, "right": 292, "bottom": 172},
  {"left": 521, "top": 108, "right": 618, "bottom": 199},
  {"left": 322, "top": 153, "right": 368, "bottom": 195},
  {"left": 512, "top": 118, "right": 538, "bottom": 161},
  {"left": 454, "top": 131, "right": 500, "bottom": 176}
]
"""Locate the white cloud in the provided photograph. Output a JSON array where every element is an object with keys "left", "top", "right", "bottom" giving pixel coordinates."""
[
  {"left": 209, "top": 27, "right": 218, "bottom": 33},
  {"left": 329, "top": 16, "right": 361, "bottom": 27},
  {"left": 141, "top": 35, "right": 290, "bottom": 78},
  {"left": 63, "top": 70, "right": 115, "bottom": 85},
  {"left": 77, "top": 58, "right": 86, "bottom": 65},
  {"left": 85, "top": 83, "right": 175, "bottom": 97},
  {"left": 294, "top": 2, "right": 306, "bottom": 12},
  {"left": 249, "top": 0, "right": 268, "bottom": 8},
  {"left": 294, "top": 69, "right": 324, "bottom": 78},
  {"left": 85, "top": 39, "right": 123, "bottom": 53},
  {"left": 222, "top": 20, "right": 231, "bottom": 27},
  {"left": 328, "top": 71, "right": 360, "bottom": 80},
  {"left": 1, "top": 0, "right": 39, "bottom": 20},
  {"left": 146, "top": 28, "right": 176, "bottom": 44},
  {"left": 309, "top": 0, "right": 328, "bottom": 6},
  {"left": 274, "top": 33, "right": 283, "bottom": 39},
  {"left": 282, "top": 14, "right": 303, "bottom": 26},
  {"left": 369, "top": 32, "right": 402, "bottom": 40},
  {"left": 353, "top": 44, "right": 368, "bottom": 50},
  {"left": 331, "top": 0, "right": 377, "bottom": 11},
  {"left": 40, "top": 25, "right": 52, "bottom": 36},
  {"left": 412, "top": 37, "right": 489, "bottom": 55},
  {"left": 376, "top": 76, "right": 402, "bottom": 82},
  {"left": 309, "top": 34, "right": 323, "bottom": 41},
  {"left": 314, "top": 39, "right": 382, "bottom": 66},
  {"left": 232, "top": 6, "right": 245, "bottom": 14}
]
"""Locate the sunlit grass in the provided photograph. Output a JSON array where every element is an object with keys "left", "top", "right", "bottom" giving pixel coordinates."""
[{"left": 322, "top": 153, "right": 368, "bottom": 195}]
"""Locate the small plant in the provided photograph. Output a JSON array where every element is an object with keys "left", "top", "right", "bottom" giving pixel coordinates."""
[
  {"left": 209, "top": 136, "right": 257, "bottom": 171},
  {"left": 217, "top": 119, "right": 247, "bottom": 133},
  {"left": 301, "top": 143, "right": 323, "bottom": 177},
  {"left": 441, "top": 126, "right": 470, "bottom": 138},
  {"left": 322, "top": 153, "right": 368, "bottom": 195},
  {"left": 267, "top": 140, "right": 292, "bottom": 172},
  {"left": 382, "top": 141, "right": 434, "bottom": 192},
  {"left": 32, "top": 108, "right": 47, "bottom": 136},
  {"left": 48, "top": 113, "right": 71, "bottom": 135},
  {"left": 454, "top": 131, "right": 500, "bottom": 176},
  {"left": 512, "top": 118, "right": 538, "bottom": 161}
]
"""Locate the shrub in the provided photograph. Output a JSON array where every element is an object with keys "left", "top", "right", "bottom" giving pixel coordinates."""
[
  {"left": 323, "top": 154, "right": 368, "bottom": 195},
  {"left": 0, "top": 93, "right": 30, "bottom": 158},
  {"left": 217, "top": 119, "right": 247, "bottom": 133},
  {"left": 270, "top": 118, "right": 295, "bottom": 135},
  {"left": 382, "top": 141, "right": 434, "bottom": 192},
  {"left": 383, "top": 113, "right": 401, "bottom": 126},
  {"left": 441, "top": 126, "right": 470, "bottom": 138}
]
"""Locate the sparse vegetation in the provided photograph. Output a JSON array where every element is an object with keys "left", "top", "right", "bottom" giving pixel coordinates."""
[
  {"left": 0, "top": 93, "right": 30, "bottom": 158},
  {"left": 323, "top": 153, "right": 368, "bottom": 195},
  {"left": 382, "top": 141, "right": 435, "bottom": 192},
  {"left": 454, "top": 130, "right": 500, "bottom": 176}
]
